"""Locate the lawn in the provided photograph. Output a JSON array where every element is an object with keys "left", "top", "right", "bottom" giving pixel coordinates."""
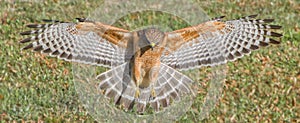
[{"left": 0, "top": 0, "right": 299, "bottom": 122}]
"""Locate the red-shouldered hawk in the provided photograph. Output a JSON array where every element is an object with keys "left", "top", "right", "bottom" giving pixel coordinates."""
[{"left": 19, "top": 15, "right": 282, "bottom": 113}]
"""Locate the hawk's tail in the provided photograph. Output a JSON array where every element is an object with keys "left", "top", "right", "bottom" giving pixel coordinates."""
[{"left": 96, "top": 63, "right": 195, "bottom": 113}]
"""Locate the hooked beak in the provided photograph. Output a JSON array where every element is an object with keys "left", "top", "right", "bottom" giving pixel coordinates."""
[{"left": 150, "top": 42, "right": 155, "bottom": 50}]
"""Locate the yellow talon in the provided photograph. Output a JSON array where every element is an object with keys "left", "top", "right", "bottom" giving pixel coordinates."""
[
  {"left": 151, "top": 89, "right": 156, "bottom": 97},
  {"left": 135, "top": 89, "right": 140, "bottom": 98}
]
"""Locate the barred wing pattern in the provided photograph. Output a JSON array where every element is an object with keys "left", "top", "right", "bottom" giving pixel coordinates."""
[
  {"left": 20, "top": 21, "right": 130, "bottom": 68},
  {"left": 162, "top": 15, "right": 282, "bottom": 70},
  {"left": 97, "top": 62, "right": 194, "bottom": 113}
]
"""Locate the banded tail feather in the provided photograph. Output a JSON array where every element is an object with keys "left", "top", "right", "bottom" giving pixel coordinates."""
[{"left": 96, "top": 63, "right": 194, "bottom": 113}]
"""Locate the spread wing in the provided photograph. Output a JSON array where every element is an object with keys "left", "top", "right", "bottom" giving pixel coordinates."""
[
  {"left": 19, "top": 19, "right": 132, "bottom": 68},
  {"left": 161, "top": 15, "right": 282, "bottom": 70}
]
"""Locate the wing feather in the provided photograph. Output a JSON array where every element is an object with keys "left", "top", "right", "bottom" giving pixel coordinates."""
[
  {"left": 20, "top": 19, "right": 132, "bottom": 68},
  {"left": 162, "top": 15, "right": 282, "bottom": 70}
]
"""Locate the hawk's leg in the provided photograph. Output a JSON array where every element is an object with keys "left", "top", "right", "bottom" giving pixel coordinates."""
[
  {"left": 134, "top": 78, "right": 141, "bottom": 98},
  {"left": 149, "top": 65, "right": 160, "bottom": 98},
  {"left": 133, "top": 61, "right": 141, "bottom": 98},
  {"left": 135, "top": 87, "right": 140, "bottom": 98},
  {"left": 134, "top": 63, "right": 146, "bottom": 98}
]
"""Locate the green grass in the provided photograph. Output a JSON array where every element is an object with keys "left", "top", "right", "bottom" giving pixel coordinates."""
[{"left": 0, "top": 0, "right": 299, "bottom": 122}]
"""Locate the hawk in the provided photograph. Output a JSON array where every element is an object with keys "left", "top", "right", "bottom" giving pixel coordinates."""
[{"left": 19, "top": 15, "right": 282, "bottom": 113}]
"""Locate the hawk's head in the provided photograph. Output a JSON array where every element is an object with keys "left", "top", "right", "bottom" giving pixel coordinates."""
[{"left": 139, "top": 28, "right": 164, "bottom": 50}]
